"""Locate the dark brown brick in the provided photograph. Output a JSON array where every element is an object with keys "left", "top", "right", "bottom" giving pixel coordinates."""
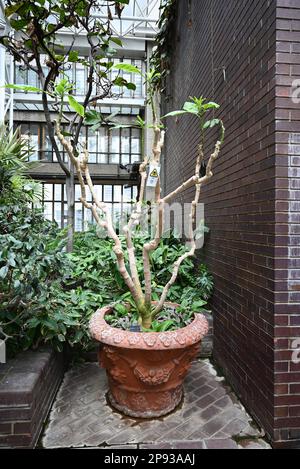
[{"left": 163, "top": 0, "right": 300, "bottom": 449}]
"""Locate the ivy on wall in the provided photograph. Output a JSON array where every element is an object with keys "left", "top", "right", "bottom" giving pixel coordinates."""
[{"left": 151, "top": 0, "right": 177, "bottom": 91}]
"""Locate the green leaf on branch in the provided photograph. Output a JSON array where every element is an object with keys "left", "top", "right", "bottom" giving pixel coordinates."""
[
  {"left": 5, "top": 4, "right": 22, "bottom": 16},
  {"left": 110, "top": 37, "right": 123, "bottom": 47},
  {"left": 68, "top": 51, "right": 79, "bottom": 63},
  {"left": 84, "top": 110, "right": 103, "bottom": 126},
  {"left": 4, "top": 84, "right": 43, "bottom": 93},
  {"left": 113, "top": 63, "right": 142, "bottom": 75},
  {"left": 183, "top": 102, "right": 199, "bottom": 114},
  {"left": 68, "top": 95, "right": 85, "bottom": 117},
  {"left": 203, "top": 119, "right": 221, "bottom": 129},
  {"left": 10, "top": 19, "right": 28, "bottom": 30},
  {"left": 203, "top": 102, "right": 220, "bottom": 111},
  {"left": 162, "top": 110, "right": 188, "bottom": 118},
  {"left": 125, "top": 82, "right": 137, "bottom": 91},
  {"left": 55, "top": 79, "right": 73, "bottom": 97},
  {"left": 113, "top": 76, "right": 136, "bottom": 90}
]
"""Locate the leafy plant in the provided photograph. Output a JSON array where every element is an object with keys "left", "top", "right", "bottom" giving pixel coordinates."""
[
  {"left": 0, "top": 0, "right": 133, "bottom": 250},
  {"left": 0, "top": 126, "right": 41, "bottom": 204},
  {"left": 0, "top": 212, "right": 214, "bottom": 356},
  {"left": 0, "top": 204, "right": 71, "bottom": 355},
  {"left": 150, "top": 0, "right": 177, "bottom": 91},
  {"left": 163, "top": 97, "right": 225, "bottom": 143}
]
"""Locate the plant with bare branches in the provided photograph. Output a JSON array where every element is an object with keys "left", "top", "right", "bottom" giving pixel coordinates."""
[{"left": 54, "top": 65, "right": 225, "bottom": 330}]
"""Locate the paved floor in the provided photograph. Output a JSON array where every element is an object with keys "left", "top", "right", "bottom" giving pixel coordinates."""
[{"left": 42, "top": 359, "right": 271, "bottom": 450}]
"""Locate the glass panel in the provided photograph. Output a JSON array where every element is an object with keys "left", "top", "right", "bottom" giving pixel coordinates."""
[
  {"left": 75, "top": 185, "right": 81, "bottom": 201},
  {"left": 110, "top": 129, "right": 120, "bottom": 154},
  {"left": 97, "top": 128, "right": 108, "bottom": 153},
  {"left": 54, "top": 202, "right": 62, "bottom": 225},
  {"left": 123, "top": 72, "right": 132, "bottom": 97},
  {"left": 89, "top": 153, "right": 97, "bottom": 163},
  {"left": 133, "top": 64, "right": 143, "bottom": 96},
  {"left": 121, "top": 128, "right": 130, "bottom": 153},
  {"left": 78, "top": 130, "right": 86, "bottom": 149},
  {"left": 63, "top": 203, "right": 68, "bottom": 227},
  {"left": 123, "top": 186, "right": 133, "bottom": 202},
  {"left": 111, "top": 61, "right": 119, "bottom": 94},
  {"left": 104, "top": 185, "right": 112, "bottom": 202},
  {"left": 89, "top": 134, "right": 97, "bottom": 153},
  {"left": 64, "top": 65, "right": 73, "bottom": 84},
  {"left": 15, "top": 66, "right": 26, "bottom": 85},
  {"left": 113, "top": 204, "right": 122, "bottom": 225},
  {"left": 84, "top": 207, "right": 93, "bottom": 228},
  {"left": 131, "top": 129, "right": 141, "bottom": 154},
  {"left": 110, "top": 154, "right": 119, "bottom": 164},
  {"left": 98, "top": 154, "right": 108, "bottom": 164},
  {"left": 76, "top": 65, "right": 85, "bottom": 95},
  {"left": 123, "top": 203, "right": 132, "bottom": 217},
  {"left": 105, "top": 203, "right": 112, "bottom": 215},
  {"left": 44, "top": 184, "right": 53, "bottom": 201},
  {"left": 85, "top": 185, "right": 92, "bottom": 202},
  {"left": 94, "top": 185, "right": 102, "bottom": 201},
  {"left": 114, "top": 185, "right": 122, "bottom": 202},
  {"left": 43, "top": 127, "right": 52, "bottom": 161},
  {"left": 54, "top": 185, "right": 62, "bottom": 201},
  {"left": 28, "top": 69, "right": 37, "bottom": 87},
  {"left": 44, "top": 202, "right": 53, "bottom": 221},
  {"left": 75, "top": 204, "right": 83, "bottom": 231},
  {"left": 28, "top": 124, "right": 39, "bottom": 161},
  {"left": 121, "top": 154, "right": 130, "bottom": 166},
  {"left": 132, "top": 186, "right": 138, "bottom": 200}
]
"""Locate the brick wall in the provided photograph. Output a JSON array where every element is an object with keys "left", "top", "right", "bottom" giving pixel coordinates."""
[
  {"left": 273, "top": 0, "right": 300, "bottom": 447},
  {"left": 0, "top": 349, "right": 64, "bottom": 448},
  {"left": 163, "top": 0, "right": 300, "bottom": 447}
]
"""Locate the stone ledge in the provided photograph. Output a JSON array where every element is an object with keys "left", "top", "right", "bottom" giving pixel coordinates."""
[{"left": 0, "top": 348, "right": 64, "bottom": 448}]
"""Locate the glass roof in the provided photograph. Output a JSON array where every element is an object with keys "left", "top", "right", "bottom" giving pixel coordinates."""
[
  {"left": 95, "top": 0, "right": 161, "bottom": 39},
  {"left": 0, "top": 1, "right": 161, "bottom": 39}
]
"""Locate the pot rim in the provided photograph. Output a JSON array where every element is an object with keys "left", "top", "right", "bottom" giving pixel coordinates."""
[{"left": 89, "top": 302, "right": 209, "bottom": 350}]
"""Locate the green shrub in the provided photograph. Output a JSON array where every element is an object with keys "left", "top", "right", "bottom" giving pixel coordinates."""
[
  {"left": 0, "top": 126, "right": 41, "bottom": 205},
  {"left": 0, "top": 204, "right": 72, "bottom": 355},
  {"left": 0, "top": 220, "right": 214, "bottom": 356}
]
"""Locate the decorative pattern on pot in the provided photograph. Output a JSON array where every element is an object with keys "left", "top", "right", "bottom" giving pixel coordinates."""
[
  {"left": 92, "top": 303, "right": 209, "bottom": 419},
  {"left": 90, "top": 304, "right": 209, "bottom": 351},
  {"left": 134, "top": 362, "right": 175, "bottom": 386}
]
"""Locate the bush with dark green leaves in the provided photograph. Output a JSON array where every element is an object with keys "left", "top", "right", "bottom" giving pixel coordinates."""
[
  {"left": 0, "top": 217, "right": 214, "bottom": 356},
  {"left": 0, "top": 126, "right": 41, "bottom": 205},
  {"left": 0, "top": 204, "right": 73, "bottom": 355}
]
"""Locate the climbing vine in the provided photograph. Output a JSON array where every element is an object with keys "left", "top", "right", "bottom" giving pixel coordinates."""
[{"left": 150, "top": 0, "right": 177, "bottom": 91}]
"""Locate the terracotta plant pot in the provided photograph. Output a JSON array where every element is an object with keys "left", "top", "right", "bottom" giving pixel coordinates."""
[{"left": 89, "top": 303, "right": 209, "bottom": 419}]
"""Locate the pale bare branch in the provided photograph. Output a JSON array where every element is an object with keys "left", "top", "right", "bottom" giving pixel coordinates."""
[{"left": 55, "top": 121, "right": 147, "bottom": 311}]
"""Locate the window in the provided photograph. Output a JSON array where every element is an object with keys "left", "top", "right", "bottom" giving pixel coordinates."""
[
  {"left": 15, "top": 57, "right": 145, "bottom": 99},
  {"left": 16, "top": 122, "right": 142, "bottom": 166},
  {"left": 41, "top": 182, "right": 138, "bottom": 231}
]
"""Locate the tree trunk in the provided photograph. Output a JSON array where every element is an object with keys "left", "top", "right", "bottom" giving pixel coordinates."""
[{"left": 66, "top": 168, "right": 75, "bottom": 253}]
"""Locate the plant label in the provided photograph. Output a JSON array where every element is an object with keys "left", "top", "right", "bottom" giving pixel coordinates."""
[{"left": 147, "top": 164, "right": 161, "bottom": 188}]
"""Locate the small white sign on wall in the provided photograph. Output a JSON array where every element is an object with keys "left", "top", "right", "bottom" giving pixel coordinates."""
[{"left": 147, "top": 164, "right": 161, "bottom": 188}]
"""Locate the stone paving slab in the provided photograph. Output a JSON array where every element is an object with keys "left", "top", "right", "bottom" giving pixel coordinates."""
[{"left": 42, "top": 359, "right": 271, "bottom": 450}]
